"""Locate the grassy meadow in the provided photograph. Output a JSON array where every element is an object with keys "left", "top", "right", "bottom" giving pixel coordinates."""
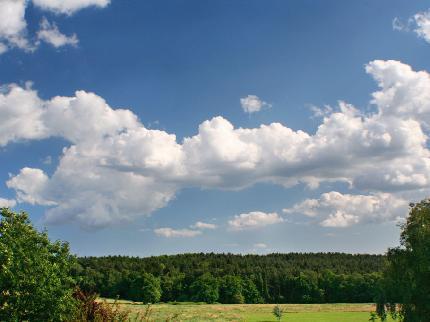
[{"left": 105, "top": 300, "right": 395, "bottom": 321}]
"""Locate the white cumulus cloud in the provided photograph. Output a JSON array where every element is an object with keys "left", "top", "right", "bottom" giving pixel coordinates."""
[
  {"left": 320, "top": 212, "right": 360, "bottom": 228},
  {"left": 228, "top": 211, "right": 283, "bottom": 230},
  {"left": 284, "top": 191, "right": 409, "bottom": 227},
  {"left": 0, "top": 84, "right": 48, "bottom": 146},
  {"left": 6, "top": 167, "right": 56, "bottom": 206},
  {"left": 0, "top": 0, "right": 109, "bottom": 54},
  {"left": 154, "top": 227, "right": 202, "bottom": 238},
  {"left": 413, "top": 10, "right": 430, "bottom": 43},
  {"left": 240, "top": 95, "right": 271, "bottom": 114},
  {"left": 0, "top": 0, "right": 30, "bottom": 52}
]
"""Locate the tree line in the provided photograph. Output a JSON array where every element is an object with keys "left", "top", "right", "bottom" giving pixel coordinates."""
[{"left": 73, "top": 252, "right": 386, "bottom": 304}]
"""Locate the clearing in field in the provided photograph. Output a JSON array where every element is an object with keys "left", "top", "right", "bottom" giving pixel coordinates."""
[{"left": 107, "top": 300, "right": 395, "bottom": 322}]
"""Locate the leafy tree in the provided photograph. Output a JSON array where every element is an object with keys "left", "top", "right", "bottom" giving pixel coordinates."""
[
  {"left": 161, "top": 272, "right": 185, "bottom": 302},
  {"left": 377, "top": 200, "right": 430, "bottom": 321},
  {"left": 242, "top": 278, "right": 263, "bottom": 304},
  {"left": 141, "top": 273, "right": 162, "bottom": 303},
  {"left": 0, "top": 208, "right": 77, "bottom": 321},
  {"left": 219, "top": 275, "right": 244, "bottom": 304},
  {"left": 190, "top": 273, "right": 219, "bottom": 303},
  {"left": 129, "top": 272, "right": 161, "bottom": 303},
  {"left": 287, "top": 272, "right": 323, "bottom": 303}
]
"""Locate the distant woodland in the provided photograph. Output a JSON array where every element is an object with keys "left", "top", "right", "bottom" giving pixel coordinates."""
[{"left": 74, "top": 253, "right": 385, "bottom": 304}]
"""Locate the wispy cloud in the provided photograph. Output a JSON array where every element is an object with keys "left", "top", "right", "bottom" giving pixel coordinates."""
[
  {"left": 37, "top": 18, "right": 78, "bottom": 48},
  {"left": 253, "top": 243, "right": 267, "bottom": 249},
  {"left": 393, "top": 9, "right": 430, "bottom": 43},
  {"left": 154, "top": 227, "right": 202, "bottom": 238},
  {"left": 191, "top": 221, "right": 217, "bottom": 230}
]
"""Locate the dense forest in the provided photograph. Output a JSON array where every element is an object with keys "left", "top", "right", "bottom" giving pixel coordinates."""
[{"left": 74, "top": 253, "right": 386, "bottom": 304}]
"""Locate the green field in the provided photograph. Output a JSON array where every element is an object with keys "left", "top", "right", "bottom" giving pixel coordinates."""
[{"left": 107, "top": 300, "right": 395, "bottom": 322}]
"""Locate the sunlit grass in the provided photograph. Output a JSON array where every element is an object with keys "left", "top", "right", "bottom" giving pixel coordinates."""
[{"left": 103, "top": 300, "right": 395, "bottom": 321}]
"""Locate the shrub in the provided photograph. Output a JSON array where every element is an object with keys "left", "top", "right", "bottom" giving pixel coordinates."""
[
  {"left": 73, "top": 288, "right": 131, "bottom": 322},
  {"left": 272, "top": 304, "right": 284, "bottom": 321}
]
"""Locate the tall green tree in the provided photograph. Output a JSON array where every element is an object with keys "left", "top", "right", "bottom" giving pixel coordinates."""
[
  {"left": 161, "top": 272, "right": 185, "bottom": 302},
  {"left": 129, "top": 272, "right": 161, "bottom": 303},
  {"left": 242, "top": 278, "right": 263, "bottom": 304},
  {"left": 219, "top": 275, "right": 244, "bottom": 304},
  {"left": 190, "top": 273, "right": 219, "bottom": 303},
  {"left": 377, "top": 199, "right": 430, "bottom": 321},
  {"left": 141, "top": 273, "right": 162, "bottom": 304},
  {"left": 0, "top": 208, "right": 77, "bottom": 321}
]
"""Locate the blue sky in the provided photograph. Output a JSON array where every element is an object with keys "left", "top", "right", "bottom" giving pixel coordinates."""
[{"left": 1, "top": 0, "right": 430, "bottom": 256}]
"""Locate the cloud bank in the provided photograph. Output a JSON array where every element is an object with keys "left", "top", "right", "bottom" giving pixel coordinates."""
[{"left": 1, "top": 60, "right": 429, "bottom": 229}]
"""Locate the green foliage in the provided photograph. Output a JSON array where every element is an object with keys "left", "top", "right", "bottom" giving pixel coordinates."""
[
  {"left": 190, "top": 273, "right": 219, "bottom": 303},
  {"left": 377, "top": 199, "right": 430, "bottom": 322},
  {"left": 141, "top": 273, "right": 162, "bottom": 304},
  {"left": 129, "top": 272, "right": 161, "bottom": 303},
  {"left": 160, "top": 272, "right": 185, "bottom": 302},
  {"left": 0, "top": 208, "right": 77, "bottom": 321},
  {"left": 75, "top": 252, "right": 385, "bottom": 304},
  {"left": 369, "top": 312, "right": 378, "bottom": 322},
  {"left": 242, "top": 277, "right": 263, "bottom": 304},
  {"left": 286, "top": 272, "right": 324, "bottom": 303},
  {"left": 273, "top": 304, "right": 284, "bottom": 321},
  {"left": 219, "top": 275, "right": 244, "bottom": 304}
]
